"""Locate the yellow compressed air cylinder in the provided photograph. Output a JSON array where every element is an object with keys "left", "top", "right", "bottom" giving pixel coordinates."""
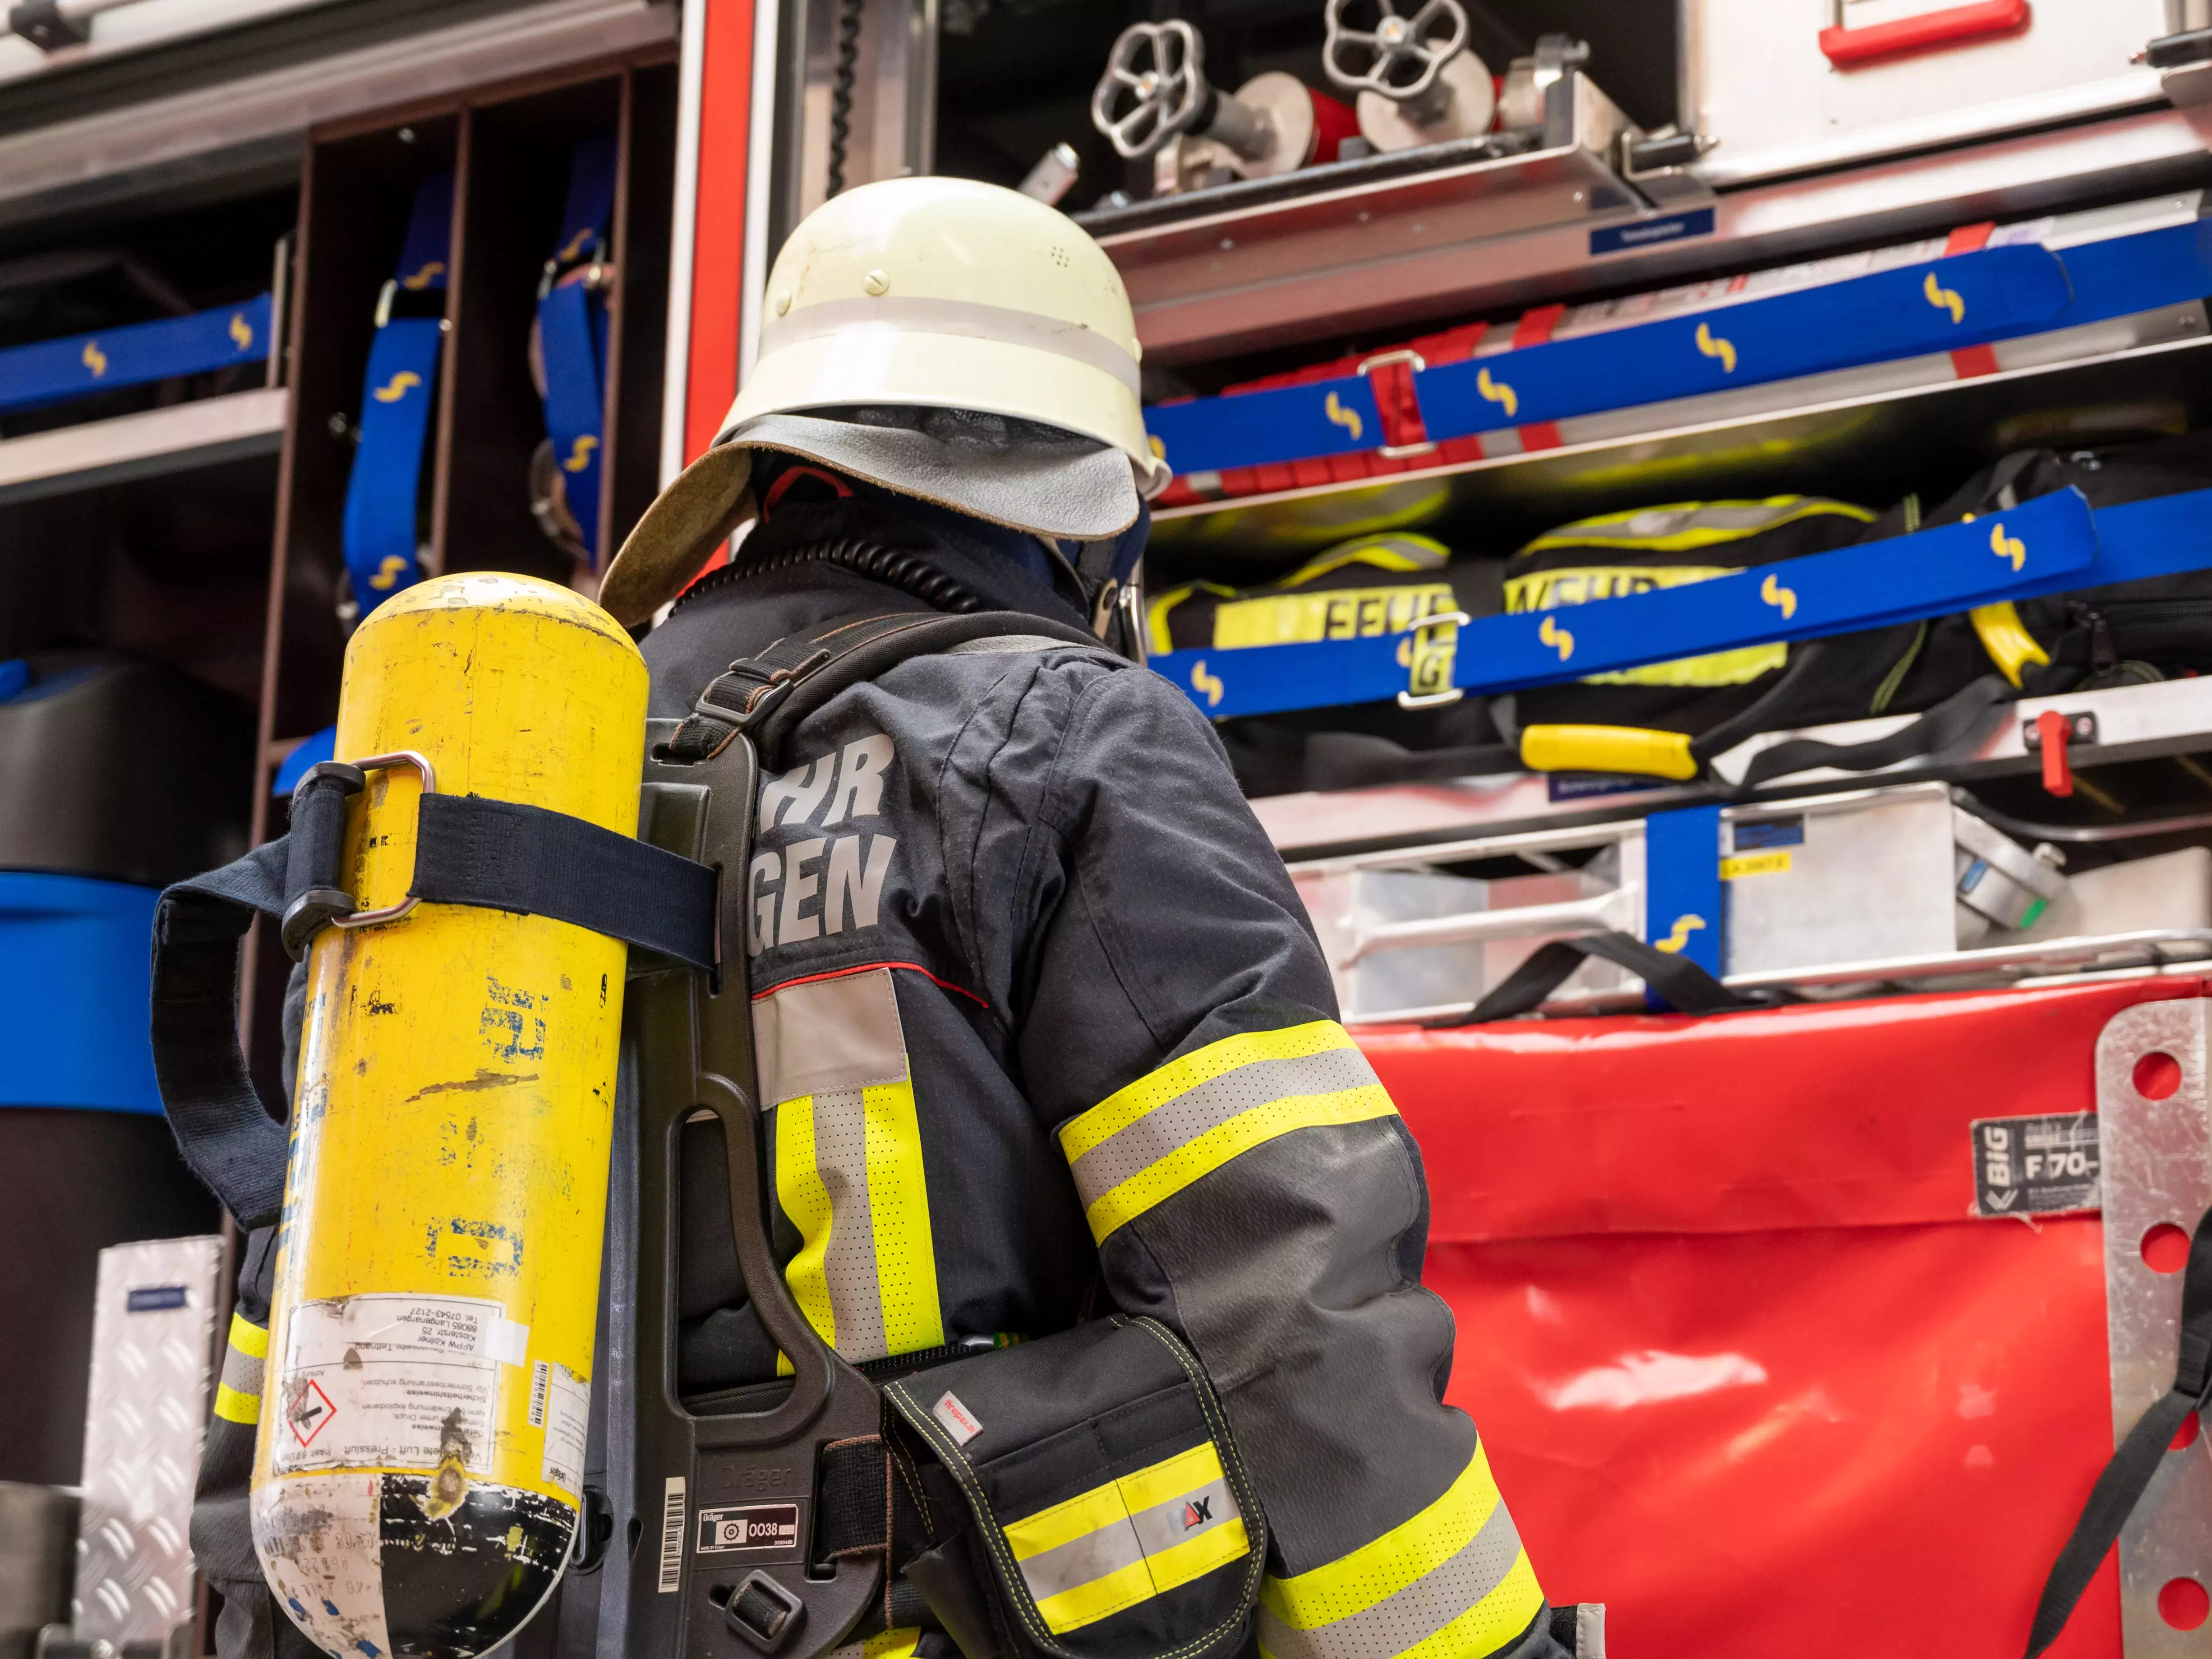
[{"left": 252, "top": 573, "right": 646, "bottom": 1659}]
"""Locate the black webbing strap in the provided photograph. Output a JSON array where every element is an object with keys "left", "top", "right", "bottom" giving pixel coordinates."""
[
  {"left": 816, "top": 1431, "right": 931, "bottom": 1595},
  {"left": 1727, "top": 673, "right": 2015, "bottom": 793},
  {"left": 665, "top": 609, "right": 1106, "bottom": 766},
  {"left": 151, "top": 767, "right": 715, "bottom": 1226},
  {"left": 2025, "top": 1205, "right": 2212, "bottom": 1658},
  {"left": 413, "top": 793, "right": 715, "bottom": 967},
  {"left": 151, "top": 839, "right": 301, "bottom": 1231},
  {"left": 1452, "top": 930, "right": 1783, "bottom": 1023}
]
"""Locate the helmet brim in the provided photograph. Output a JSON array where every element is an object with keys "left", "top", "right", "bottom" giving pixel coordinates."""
[
  {"left": 727, "top": 410, "right": 1140, "bottom": 539},
  {"left": 598, "top": 444, "right": 755, "bottom": 628}
]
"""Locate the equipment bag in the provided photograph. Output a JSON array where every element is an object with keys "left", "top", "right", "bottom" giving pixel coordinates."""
[
  {"left": 881, "top": 1317, "right": 1266, "bottom": 1659},
  {"left": 1915, "top": 430, "right": 2212, "bottom": 690},
  {"left": 1712, "top": 429, "right": 2212, "bottom": 794},
  {"left": 1146, "top": 532, "right": 1507, "bottom": 796},
  {"left": 1288, "top": 498, "right": 1959, "bottom": 793},
  {"left": 1504, "top": 495, "right": 1879, "bottom": 735}
]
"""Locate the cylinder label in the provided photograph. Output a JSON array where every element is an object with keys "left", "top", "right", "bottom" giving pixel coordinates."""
[
  {"left": 273, "top": 1293, "right": 523, "bottom": 1475},
  {"left": 529, "top": 1359, "right": 590, "bottom": 1493}
]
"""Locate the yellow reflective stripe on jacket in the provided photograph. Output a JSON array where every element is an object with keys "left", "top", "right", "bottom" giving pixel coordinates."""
[
  {"left": 775, "top": 1077, "right": 943, "bottom": 1364},
  {"left": 1007, "top": 1441, "right": 1249, "bottom": 1633},
  {"left": 213, "top": 1311, "right": 268, "bottom": 1424},
  {"left": 758, "top": 966, "right": 944, "bottom": 1367},
  {"left": 1258, "top": 1444, "right": 1544, "bottom": 1659},
  {"left": 1059, "top": 1022, "right": 1396, "bottom": 1243}
]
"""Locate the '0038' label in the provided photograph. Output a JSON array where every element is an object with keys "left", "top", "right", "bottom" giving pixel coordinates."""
[{"left": 696, "top": 1502, "right": 803, "bottom": 1559}]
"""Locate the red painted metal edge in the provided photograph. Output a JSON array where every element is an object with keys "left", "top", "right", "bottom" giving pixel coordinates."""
[{"left": 685, "top": 0, "right": 754, "bottom": 464}]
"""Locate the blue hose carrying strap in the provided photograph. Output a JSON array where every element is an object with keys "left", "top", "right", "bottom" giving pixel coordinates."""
[
  {"left": 537, "top": 133, "right": 618, "bottom": 566},
  {"left": 1149, "top": 482, "right": 2212, "bottom": 719},
  {"left": 1155, "top": 485, "right": 2097, "bottom": 718},
  {"left": 0, "top": 293, "right": 272, "bottom": 415},
  {"left": 1415, "top": 244, "right": 2072, "bottom": 443},
  {"left": 1142, "top": 219, "right": 2212, "bottom": 478},
  {"left": 340, "top": 170, "right": 454, "bottom": 616}
]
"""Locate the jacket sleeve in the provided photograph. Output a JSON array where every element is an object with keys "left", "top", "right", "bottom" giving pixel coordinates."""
[{"left": 1014, "top": 664, "right": 1560, "bottom": 1659}]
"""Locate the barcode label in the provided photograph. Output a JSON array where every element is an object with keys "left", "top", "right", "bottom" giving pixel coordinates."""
[
  {"left": 657, "top": 1477, "right": 687, "bottom": 1594},
  {"left": 528, "top": 1360, "right": 550, "bottom": 1428}
]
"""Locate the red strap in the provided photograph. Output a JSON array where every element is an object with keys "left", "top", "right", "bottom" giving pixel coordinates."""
[
  {"left": 1945, "top": 222, "right": 1997, "bottom": 255},
  {"left": 1512, "top": 303, "right": 1567, "bottom": 350},
  {"left": 1507, "top": 306, "right": 1569, "bottom": 450},
  {"left": 1950, "top": 343, "right": 2001, "bottom": 378}
]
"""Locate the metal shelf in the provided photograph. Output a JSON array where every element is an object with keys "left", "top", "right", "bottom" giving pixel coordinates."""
[
  {"left": 1105, "top": 100, "right": 2212, "bottom": 365},
  {"left": 1145, "top": 302, "right": 2212, "bottom": 570},
  {"left": 0, "top": 0, "right": 674, "bottom": 231},
  {"left": 1251, "top": 674, "right": 2212, "bottom": 860},
  {"left": 0, "top": 387, "right": 286, "bottom": 507}
]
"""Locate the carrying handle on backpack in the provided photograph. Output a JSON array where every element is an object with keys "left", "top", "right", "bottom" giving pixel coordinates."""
[{"left": 2024, "top": 1204, "right": 2212, "bottom": 1658}]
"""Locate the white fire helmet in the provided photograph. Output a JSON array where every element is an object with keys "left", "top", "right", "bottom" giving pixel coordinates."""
[{"left": 601, "top": 175, "right": 1164, "bottom": 626}]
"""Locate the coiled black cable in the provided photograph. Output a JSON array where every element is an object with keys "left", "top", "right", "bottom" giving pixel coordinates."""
[
  {"left": 673, "top": 535, "right": 987, "bottom": 615},
  {"left": 825, "top": 0, "right": 864, "bottom": 197}
]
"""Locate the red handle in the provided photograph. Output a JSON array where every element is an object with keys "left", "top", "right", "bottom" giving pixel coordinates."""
[
  {"left": 1819, "top": 0, "right": 2029, "bottom": 68},
  {"left": 2037, "top": 708, "right": 2074, "bottom": 798}
]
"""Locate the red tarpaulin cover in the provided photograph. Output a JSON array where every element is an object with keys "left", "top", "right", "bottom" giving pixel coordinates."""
[{"left": 1363, "top": 976, "right": 2212, "bottom": 1659}]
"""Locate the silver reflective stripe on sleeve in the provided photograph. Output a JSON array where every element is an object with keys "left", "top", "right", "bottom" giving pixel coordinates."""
[
  {"left": 1258, "top": 1496, "right": 1521, "bottom": 1659},
  {"left": 755, "top": 966, "right": 943, "bottom": 1365},
  {"left": 1068, "top": 1044, "right": 1382, "bottom": 1203},
  {"left": 1055, "top": 1021, "right": 1397, "bottom": 1243},
  {"left": 1257, "top": 1445, "right": 1545, "bottom": 1659}
]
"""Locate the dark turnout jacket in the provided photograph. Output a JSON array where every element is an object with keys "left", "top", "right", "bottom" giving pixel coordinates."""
[{"left": 643, "top": 498, "right": 1565, "bottom": 1659}]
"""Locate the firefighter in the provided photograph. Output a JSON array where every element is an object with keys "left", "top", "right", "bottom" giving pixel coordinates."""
[{"left": 599, "top": 175, "right": 1591, "bottom": 1659}]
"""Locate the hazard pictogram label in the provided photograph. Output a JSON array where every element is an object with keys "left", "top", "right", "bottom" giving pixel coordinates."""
[{"left": 288, "top": 1379, "right": 336, "bottom": 1447}]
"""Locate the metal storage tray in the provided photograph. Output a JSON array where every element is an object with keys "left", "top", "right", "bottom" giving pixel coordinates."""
[
  {"left": 1253, "top": 674, "right": 2212, "bottom": 861},
  {"left": 1103, "top": 98, "right": 2212, "bottom": 364}
]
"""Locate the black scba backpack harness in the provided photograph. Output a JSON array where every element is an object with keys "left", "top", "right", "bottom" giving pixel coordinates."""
[{"left": 151, "top": 609, "right": 1268, "bottom": 1659}]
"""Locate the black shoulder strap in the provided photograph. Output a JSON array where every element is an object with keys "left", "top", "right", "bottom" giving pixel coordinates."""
[
  {"left": 663, "top": 609, "right": 1108, "bottom": 765},
  {"left": 2025, "top": 1204, "right": 2212, "bottom": 1657}
]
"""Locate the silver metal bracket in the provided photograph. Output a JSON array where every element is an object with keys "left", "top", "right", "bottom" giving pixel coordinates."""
[{"left": 2100, "top": 998, "right": 2212, "bottom": 1654}]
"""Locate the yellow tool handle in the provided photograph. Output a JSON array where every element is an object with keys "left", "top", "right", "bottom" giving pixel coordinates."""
[{"left": 1519, "top": 724, "right": 1698, "bottom": 780}]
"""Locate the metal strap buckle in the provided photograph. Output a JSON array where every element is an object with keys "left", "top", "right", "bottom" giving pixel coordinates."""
[
  {"left": 1397, "top": 609, "right": 1470, "bottom": 710},
  {"left": 1354, "top": 347, "right": 1440, "bottom": 460},
  {"left": 278, "top": 751, "right": 437, "bottom": 957},
  {"left": 331, "top": 751, "right": 439, "bottom": 931}
]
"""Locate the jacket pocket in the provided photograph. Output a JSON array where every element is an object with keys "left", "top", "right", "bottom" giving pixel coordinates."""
[{"left": 883, "top": 1316, "right": 1264, "bottom": 1659}]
